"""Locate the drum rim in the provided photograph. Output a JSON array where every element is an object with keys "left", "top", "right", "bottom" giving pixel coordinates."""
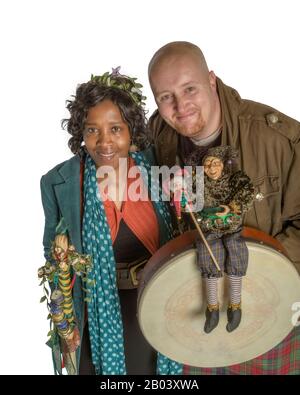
[{"left": 138, "top": 227, "right": 288, "bottom": 304}]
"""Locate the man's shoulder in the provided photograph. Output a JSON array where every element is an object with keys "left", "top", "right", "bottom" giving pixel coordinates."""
[
  {"left": 41, "top": 155, "right": 81, "bottom": 185},
  {"left": 241, "top": 99, "right": 300, "bottom": 142},
  {"left": 219, "top": 78, "right": 300, "bottom": 143},
  {"left": 148, "top": 109, "right": 168, "bottom": 138}
]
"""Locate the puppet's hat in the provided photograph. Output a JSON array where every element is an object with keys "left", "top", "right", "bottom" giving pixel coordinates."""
[{"left": 202, "top": 145, "right": 238, "bottom": 165}]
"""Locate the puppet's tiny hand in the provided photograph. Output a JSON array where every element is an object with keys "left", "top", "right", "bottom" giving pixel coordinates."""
[{"left": 216, "top": 205, "right": 230, "bottom": 216}]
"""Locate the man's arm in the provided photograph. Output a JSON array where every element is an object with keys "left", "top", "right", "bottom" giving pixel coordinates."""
[{"left": 276, "top": 139, "right": 300, "bottom": 274}]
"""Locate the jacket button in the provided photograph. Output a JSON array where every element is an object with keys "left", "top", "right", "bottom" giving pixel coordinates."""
[
  {"left": 268, "top": 113, "right": 279, "bottom": 124},
  {"left": 255, "top": 192, "right": 264, "bottom": 201}
]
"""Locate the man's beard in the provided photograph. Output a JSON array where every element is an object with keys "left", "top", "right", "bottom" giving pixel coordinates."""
[{"left": 173, "top": 115, "right": 205, "bottom": 138}]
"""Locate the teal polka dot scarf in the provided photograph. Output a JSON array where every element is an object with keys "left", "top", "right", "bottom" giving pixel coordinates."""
[{"left": 82, "top": 152, "right": 183, "bottom": 375}]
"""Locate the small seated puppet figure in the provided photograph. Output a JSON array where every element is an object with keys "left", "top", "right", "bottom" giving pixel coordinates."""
[{"left": 186, "top": 146, "right": 255, "bottom": 333}]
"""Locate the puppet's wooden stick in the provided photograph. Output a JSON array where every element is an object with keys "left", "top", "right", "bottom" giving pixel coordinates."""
[
  {"left": 185, "top": 204, "right": 221, "bottom": 272},
  {"left": 169, "top": 173, "right": 221, "bottom": 272}
]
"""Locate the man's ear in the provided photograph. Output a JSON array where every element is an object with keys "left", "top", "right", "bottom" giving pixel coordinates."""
[{"left": 208, "top": 70, "right": 217, "bottom": 90}]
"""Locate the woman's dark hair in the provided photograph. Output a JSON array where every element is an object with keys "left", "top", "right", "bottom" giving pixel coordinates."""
[{"left": 62, "top": 80, "right": 149, "bottom": 156}]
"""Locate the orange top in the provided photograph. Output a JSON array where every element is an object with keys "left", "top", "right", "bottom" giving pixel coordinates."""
[{"left": 99, "top": 157, "right": 159, "bottom": 255}]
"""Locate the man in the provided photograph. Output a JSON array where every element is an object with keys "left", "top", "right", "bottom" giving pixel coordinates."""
[
  {"left": 148, "top": 41, "right": 300, "bottom": 375},
  {"left": 148, "top": 41, "right": 300, "bottom": 272}
]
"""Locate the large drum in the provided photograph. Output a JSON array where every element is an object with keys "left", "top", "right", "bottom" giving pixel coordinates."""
[{"left": 137, "top": 228, "right": 300, "bottom": 367}]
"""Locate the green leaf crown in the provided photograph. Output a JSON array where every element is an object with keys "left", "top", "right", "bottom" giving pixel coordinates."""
[{"left": 90, "top": 66, "right": 146, "bottom": 107}]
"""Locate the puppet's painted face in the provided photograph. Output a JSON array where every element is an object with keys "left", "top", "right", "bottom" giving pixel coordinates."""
[{"left": 203, "top": 156, "right": 224, "bottom": 180}]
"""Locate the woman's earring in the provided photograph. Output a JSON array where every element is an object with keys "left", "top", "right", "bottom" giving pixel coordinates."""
[{"left": 129, "top": 139, "right": 138, "bottom": 153}]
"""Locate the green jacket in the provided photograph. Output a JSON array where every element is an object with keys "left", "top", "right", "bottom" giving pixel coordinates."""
[
  {"left": 40, "top": 147, "right": 172, "bottom": 373},
  {"left": 149, "top": 77, "right": 300, "bottom": 273}
]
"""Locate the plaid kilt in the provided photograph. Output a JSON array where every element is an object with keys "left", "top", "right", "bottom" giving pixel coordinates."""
[
  {"left": 183, "top": 326, "right": 300, "bottom": 375},
  {"left": 196, "top": 231, "right": 248, "bottom": 278}
]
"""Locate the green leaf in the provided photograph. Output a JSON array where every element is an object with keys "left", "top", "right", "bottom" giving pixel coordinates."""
[
  {"left": 47, "top": 313, "right": 52, "bottom": 320},
  {"left": 46, "top": 338, "right": 53, "bottom": 348},
  {"left": 40, "top": 296, "right": 47, "bottom": 303},
  {"left": 47, "top": 330, "right": 54, "bottom": 337},
  {"left": 43, "top": 286, "right": 49, "bottom": 296}
]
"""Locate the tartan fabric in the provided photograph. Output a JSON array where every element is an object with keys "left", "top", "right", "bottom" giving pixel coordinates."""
[
  {"left": 196, "top": 231, "right": 248, "bottom": 278},
  {"left": 184, "top": 326, "right": 300, "bottom": 375}
]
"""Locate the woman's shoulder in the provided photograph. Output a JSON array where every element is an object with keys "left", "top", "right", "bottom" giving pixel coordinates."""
[{"left": 41, "top": 154, "right": 81, "bottom": 185}]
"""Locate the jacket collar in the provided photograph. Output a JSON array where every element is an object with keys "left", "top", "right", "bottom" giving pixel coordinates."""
[
  {"left": 57, "top": 155, "right": 81, "bottom": 182},
  {"left": 216, "top": 77, "right": 241, "bottom": 146}
]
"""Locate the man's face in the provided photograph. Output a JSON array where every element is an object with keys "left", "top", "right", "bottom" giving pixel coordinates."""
[
  {"left": 203, "top": 156, "right": 224, "bottom": 180},
  {"left": 150, "top": 54, "right": 220, "bottom": 140}
]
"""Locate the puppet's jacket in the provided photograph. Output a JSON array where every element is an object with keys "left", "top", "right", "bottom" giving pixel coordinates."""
[{"left": 196, "top": 171, "right": 255, "bottom": 235}]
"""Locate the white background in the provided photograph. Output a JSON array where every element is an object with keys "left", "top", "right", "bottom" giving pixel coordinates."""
[{"left": 0, "top": 0, "right": 299, "bottom": 374}]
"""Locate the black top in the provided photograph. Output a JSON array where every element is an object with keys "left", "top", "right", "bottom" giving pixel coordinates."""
[
  {"left": 178, "top": 133, "right": 222, "bottom": 165},
  {"left": 113, "top": 218, "right": 151, "bottom": 263}
]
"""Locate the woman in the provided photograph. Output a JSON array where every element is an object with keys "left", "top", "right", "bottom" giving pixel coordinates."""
[{"left": 40, "top": 68, "right": 182, "bottom": 375}]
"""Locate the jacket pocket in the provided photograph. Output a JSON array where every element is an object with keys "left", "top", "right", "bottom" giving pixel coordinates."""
[
  {"left": 246, "top": 175, "right": 280, "bottom": 234},
  {"left": 253, "top": 175, "right": 279, "bottom": 198}
]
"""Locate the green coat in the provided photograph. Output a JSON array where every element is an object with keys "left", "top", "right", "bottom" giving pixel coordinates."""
[
  {"left": 149, "top": 77, "right": 300, "bottom": 273},
  {"left": 40, "top": 147, "right": 172, "bottom": 373}
]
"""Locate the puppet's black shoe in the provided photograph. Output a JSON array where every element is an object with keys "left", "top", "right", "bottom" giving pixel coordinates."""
[
  {"left": 226, "top": 303, "right": 242, "bottom": 332},
  {"left": 204, "top": 305, "right": 219, "bottom": 333}
]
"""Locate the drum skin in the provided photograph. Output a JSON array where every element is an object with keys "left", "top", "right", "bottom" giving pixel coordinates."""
[{"left": 137, "top": 228, "right": 300, "bottom": 367}]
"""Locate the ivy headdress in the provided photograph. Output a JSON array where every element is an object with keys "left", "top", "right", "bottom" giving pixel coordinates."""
[{"left": 90, "top": 66, "right": 146, "bottom": 107}]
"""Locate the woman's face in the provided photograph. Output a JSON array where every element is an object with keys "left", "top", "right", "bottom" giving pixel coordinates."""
[{"left": 83, "top": 100, "right": 131, "bottom": 170}]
